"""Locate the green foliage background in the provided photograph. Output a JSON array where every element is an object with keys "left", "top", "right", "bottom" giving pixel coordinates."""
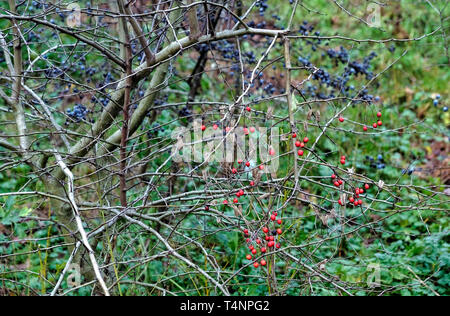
[{"left": 0, "top": 0, "right": 448, "bottom": 296}]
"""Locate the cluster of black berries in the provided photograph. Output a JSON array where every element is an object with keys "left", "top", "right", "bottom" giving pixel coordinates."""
[
  {"left": 27, "top": 1, "right": 44, "bottom": 11},
  {"left": 24, "top": 29, "right": 41, "bottom": 42},
  {"left": 255, "top": 0, "right": 269, "bottom": 16},
  {"left": 326, "top": 46, "right": 350, "bottom": 65},
  {"left": 101, "top": 71, "right": 115, "bottom": 86},
  {"left": 195, "top": 43, "right": 210, "bottom": 54},
  {"left": 147, "top": 123, "right": 164, "bottom": 138},
  {"left": 54, "top": 7, "right": 67, "bottom": 21},
  {"left": 178, "top": 106, "right": 193, "bottom": 120},
  {"left": 44, "top": 67, "right": 65, "bottom": 79},
  {"left": 366, "top": 155, "right": 386, "bottom": 170},
  {"left": 402, "top": 167, "right": 416, "bottom": 176},
  {"left": 433, "top": 94, "right": 441, "bottom": 106},
  {"left": 432, "top": 94, "right": 447, "bottom": 112},
  {"left": 350, "top": 51, "right": 377, "bottom": 80},
  {"left": 66, "top": 104, "right": 90, "bottom": 124},
  {"left": 91, "top": 95, "right": 110, "bottom": 108},
  {"left": 210, "top": 40, "right": 240, "bottom": 61},
  {"left": 294, "top": 20, "right": 382, "bottom": 102},
  {"left": 154, "top": 93, "right": 168, "bottom": 107},
  {"left": 299, "top": 21, "right": 316, "bottom": 36},
  {"left": 298, "top": 43, "right": 379, "bottom": 102},
  {"left": 248, "top": 20, "right": 267, "bottom": 29}
]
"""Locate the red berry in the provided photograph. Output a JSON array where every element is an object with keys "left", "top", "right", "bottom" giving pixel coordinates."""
[
  {"left": 349, "top": 197, "right": 355, "bottom": 203},
  {"left": 232, "top": 168, "right": 237, "bottom": 174},
  {"left": 213, "top": 124, "right": 218, "bottom": 130},
  {"left": 292, "top": 133, "right": 297, "bottom": 138},
  {"left": 331, "top": 174, "right": 337, "bottom": 179},
  {"left": 260, "top": 259, "right": 267, "bottom": 266},
  {"left": 256, "top": 239, "right": 261, "bottom": 244},
  {"left": 303, "top": 137, "right": 309, "bottom": 143},
  {"left": 250, "top": 127, "right": 256, "bottom": 133},
  {"left": 251, "top": 249, "right": 257, "bottom": 255},
  {"left": 277, "top": 219, "right": 282, "bottom": 225},
  {"left": 277, "top": 229, "right": 282, "bottom": 235},
  {"left": 245, "top": 161, "right": 251, "bottom": 167},
  {"left": 239, "top": 189, "right": 244, "bottom": 196},
  {"left": 334, "top": 181, "right": 340, "bottom": 187},
  {"left": 246, "top": 107, "right": 251, "bottom": 112},
  {"left": 377, "top": 120, "right": 382, "bottom": 126},
  {"left": 253, "top": 262, "right": 259, "bottom": 268},
  {"left": 243, "top": 229, "right": 248, "bottom": 234},
  {"left": 268, "top": 241, "right": 274, "bottom": 247},
  {"left": 259, "top": 165, "right": 264, "bottom": 170},
  {"left": 275, "top": 243, "right": 281, "bottom": 249},
  {"left": 373, "top": 123, "right": 378, "bottom": 128},
  {"left": 243, "top": 128, "right": 249, "bottom": 135},
  {"left": 237, "top": 159, "right": 243, "bottom": 164},
  {"left": 355, "top": 188, "right": 360, "bottom": 195},
  {"left": 233, "top": 198, "right": 239, "bottom": 204},
  {"left": 265, "top": 236, "right": 270, "bottom": 241},
  {"left": 269, "top": 149, "right": 276, "bottom": 156},
  {"left": 363, "top": 126, "right": 368, "bottom": 131},
  {"left": 205, "top": 206, "right": 209, "bottom": 211},
  {"left": 261, "top": 247, "right": 267, "bottom": 253},
  {"left": 377, "top": 112, "right": 382, "bottom": 118},
  {"left": 340, "top": 159, "right": 346, "bottom": 165},
  {"left": 354, "top": 201, "right": 359, "bottom": 206},
  {"left": 201, "top": 125, "right": 206, "bottom": 131},
  {"left": 295, "top": 141, "right": 301, "bottom": 147},
  {"left": 298, "top": 150, "right": 304, "bottom": 156},
  {"left": 338, "top": 179, "right": 343, "bottom": 185},
  {"left": 338, "top": 199, "right": 343, "bottom": 206},
  {"left": 246, "top": 254, "right": 252, "bottom": 260},
  {"left": 270, "top": 215, "right": 276, "bottom": 221},
  {"left": 339, "top": 117, "right": 345, "bottom": 123},
  {"left": 341, "top": 155, "right": 346, "bottom": 160},
  {"left": 249, "top": 245, "right": 254, "bottom": 250},
  {"left": 246, "top": 238, "right": 250, "bottom": 243},
  {"left": 365, "top": 184, "right": 370, "bottom": 190},
  {"left": 359, "top": 188, "right": 364, "bottom": 194},
  {"left": 250, "top": 181, "right": 255, "bottom": 186},
  {"left": 262, "top": 227, "right": 269, "bottom": 234},
  {"left": 269, "top": 236, "right": 274, "bottom": 241},
  {"left": 223, "top": 200, "right": 228, "bottom": 205}
]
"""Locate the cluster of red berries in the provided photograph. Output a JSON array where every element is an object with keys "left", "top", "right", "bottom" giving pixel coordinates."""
[
  {"left": 337, "top": 184, "right": 370, "bottom": 207},
  {"left": 243, "top": 126, "right": 257, "bottom": 135},
  {"left": 331, "top": 173, "right": 344, "bottom": 187},
  {"left": 340, "top": 155, "right": 346, "bottom": 165},
  {"left": 222, "top": 189, "right": 250, "bottom": 206},
  {"left": 243, "top": 211, "right": 283, "bottom": 268},
  {"left": 221, "top": 161, "right": 260, "bottom": 205},
  {"left": 293, "top": 133, "right": 309, "bottom": 157},
  {"left": 201, "top": 123, "right": 258, "bottom": 135},
  {"left": 363, "top": 111, "right": 382, "bottom": 131}
]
